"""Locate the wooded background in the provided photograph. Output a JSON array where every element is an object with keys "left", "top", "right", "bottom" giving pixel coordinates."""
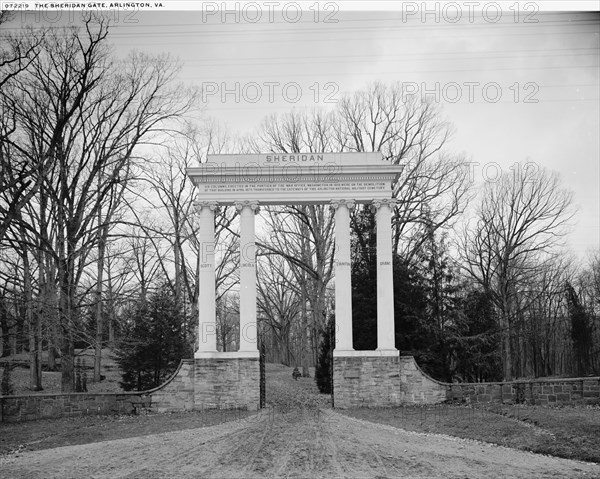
[{"left": 1, "top": 16, "right": 598, "bottom": 392}]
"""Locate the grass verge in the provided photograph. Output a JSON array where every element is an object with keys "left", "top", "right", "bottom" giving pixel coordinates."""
[
  {"left": 0, "top": 409, "right": 258, "bottom": 456},
  {"left": 340, "top": 403, "right": 600, "bottom": 463}
]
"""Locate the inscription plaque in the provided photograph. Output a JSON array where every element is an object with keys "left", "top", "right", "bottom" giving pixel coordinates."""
[{"left": 200, "top": 181, "right": 387, "bottom": 194}]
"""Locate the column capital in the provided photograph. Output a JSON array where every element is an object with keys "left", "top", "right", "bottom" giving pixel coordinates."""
[
  {"left": 194, "top": 201, "right": 219, "bottom": 214},
  {"left": 234, "top": 200, "right": 260, "bottom": 214},
  {"left": 330, "top": 199, "right": 356, "bottom": 211},
  {"left": 370, "top": 198, "right": 397, "bottom": 213}
]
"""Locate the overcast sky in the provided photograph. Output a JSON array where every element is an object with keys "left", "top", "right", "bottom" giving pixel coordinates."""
[{"left": 4, "top": 2, "right": 599, "bottom": 261}]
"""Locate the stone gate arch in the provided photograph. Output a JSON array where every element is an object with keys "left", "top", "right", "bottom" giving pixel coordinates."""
[{"left": 186, "top": 152, "right": 404, "bottom": 409}]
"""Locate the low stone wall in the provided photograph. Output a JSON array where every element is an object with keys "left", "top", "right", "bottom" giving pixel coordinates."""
[
  {"left": 0, "top": 392, "right": 150, "bottom": 423},
  {"left": 333, "top": 353, "right": 600, "bottom": 409},
  {"left": 447, "top": 377, "right": 600, "bottom": 405},
  {"left": 3, "top": 354, "right": 599, "bottom": 422},
  {"left": 0, "top": 360, "right": 196, "bottom": 423},
  {"left": 1, "top": 355, "right": 262, "bottom": 423},
  {"left": 399, "top": 356, "right": 448, "bottom": 404},
  {"left": 146, "top": 359, "right": 195, "bottom": 412}
]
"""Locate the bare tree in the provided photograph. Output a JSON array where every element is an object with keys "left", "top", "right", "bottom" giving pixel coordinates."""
[
  {"left": 0, "top": 22, "right": 50, "bottom": 244},
  {"left": 333, "top": 82, "right": 472, "bottom": 261},
  {"left": 573, "top": 250, "right": 600, "bottom": 373},
  {"left": 516, "top": 255, "right": 573, "bottom": 377},
  {"left": 251, "top": 110, "right": 341, "bottom": 369},
  {"left": 127, "top": 124, "right": 240, "bottom": 356},
  {"left": 2, "top": 17, "right": 197, "bottom": 392},
  {"left": 0, "top": 14, "right": 43, "bottom": 88},
  {"left": 123, "top": 226, "right": 165, "bottom": 305},
  {"left": 251, "top": 84, "right": 469, "bottom": 365},
  {"left": 461, "top": 163, "right": 574, "bottom": 379},
  {"left": 216, "top": 292, "right": 238, "bottom": 352},
  {"left": 257, "top": 247, "right": 304, "bottom": 366}
]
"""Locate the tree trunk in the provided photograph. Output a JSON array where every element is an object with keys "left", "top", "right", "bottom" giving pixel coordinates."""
[
  {"left": 95, "top": 224, "right": 107, "bottom": 382},
  {"left": 23, "top": 244, "right": 42, "bottom": 391},
  {"left": 37, "top": 316, "right": 43, "bottom": 386},
  {"left": 60, "top": 329, "right": 74, "bottom": 392},
  {"left": 174, "top": 229, "right": 182, "bottom": 304},
  {"left": 503, "top": 318, "right": 513, "bottom": 381},
  {"left": 0, "top": 316, "right": 8, "bottom": 357},
  {"left": 107, "top": 264, "right": 115, "bottom": 347},
  {"left": 9, "top": 322, "right": 17, "bottom": 356},
  {"left": 45, "top": 261, "right": 58, "bottom": 371},
  {"left": 59, "top": 249, "right": 76, "bottom": 392},
  {"left": 47, "top": 324, "right": 58, "bottom": 371}
]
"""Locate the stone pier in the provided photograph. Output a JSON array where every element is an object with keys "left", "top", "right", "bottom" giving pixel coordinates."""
[{"left": 194, "top": 354, "right": 260, "bottom": 410}]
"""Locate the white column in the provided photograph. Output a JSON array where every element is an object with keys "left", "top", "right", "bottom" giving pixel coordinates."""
[
  {"left": 372, "top": 199, "right": 398, "bottom": 352},
  {"left": 331, "top": 199, "right": 355, "bottom": 352},
  {"left": 196, "top": 201, "right": 218, "bottom": 355},
  {"left": 236, "top": 201, "right": 259, "bottom": 352}
]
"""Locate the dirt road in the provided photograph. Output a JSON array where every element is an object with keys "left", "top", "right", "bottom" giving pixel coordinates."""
[
  {"left": 2, "top": 407, "right": 599, "bottom": 478},
  {"left": 1, "top": 366, "right": 599, "bottom": 478}
]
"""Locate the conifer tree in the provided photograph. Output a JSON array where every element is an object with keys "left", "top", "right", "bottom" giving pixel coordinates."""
[
  {"left": 566, "top": 281, "right": 593, "bottom": 376},
  {"left": 115, "top": 283, "right": 192, "bottom": 391}
]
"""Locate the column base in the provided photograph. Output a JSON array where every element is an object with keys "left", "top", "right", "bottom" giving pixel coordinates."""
[
  {"left": 194, "top": 353, "right": 260, "bottom": 410},
  {"left": 333, "top": 349, "right": 398, "bottom": 357},
  {"left": 334, "top": 351, "right": 401, "bottom": 408},
  {"left": 333, "top": 353, "right": 449, "bottom": 408}
]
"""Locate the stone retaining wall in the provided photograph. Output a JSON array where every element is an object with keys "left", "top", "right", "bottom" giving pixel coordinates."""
[
  {"left": 0, "top": 356, "right": 261, "bottom": 423},
  {"left": 399, "top": 356, "right": 448, "bottom": 404},
  {"left": 447, "top": 377, "right": 600, "bottom": 405},
  {"left": 333, "top": 353, "right": 600, "bottom": 409},
  {"left": 0, "top": 360, "right": 196, "bottom": 423},
  {"left": 399, "top": 356, "right": 600, "bottom": 406},
  {"left": 148, "top": 359, "right": 195, "bottom": 412},
  {"left": 0, "top": 392, "right": 150, "bottom": 423},
  {"left": 3, "top": 354, "right": 599, "bottom": 422}
]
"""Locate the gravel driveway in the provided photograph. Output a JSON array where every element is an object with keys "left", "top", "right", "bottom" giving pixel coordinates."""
[{"left": 2, "top": 365, "right": 598, "bottom": 478}]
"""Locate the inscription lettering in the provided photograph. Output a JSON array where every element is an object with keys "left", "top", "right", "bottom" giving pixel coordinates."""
[
  {"left": 201, "top": 181, "right": 387, "bottom": 194},
  {"left": 265, "top": 154, "right": 324, "bottom": 163}
]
